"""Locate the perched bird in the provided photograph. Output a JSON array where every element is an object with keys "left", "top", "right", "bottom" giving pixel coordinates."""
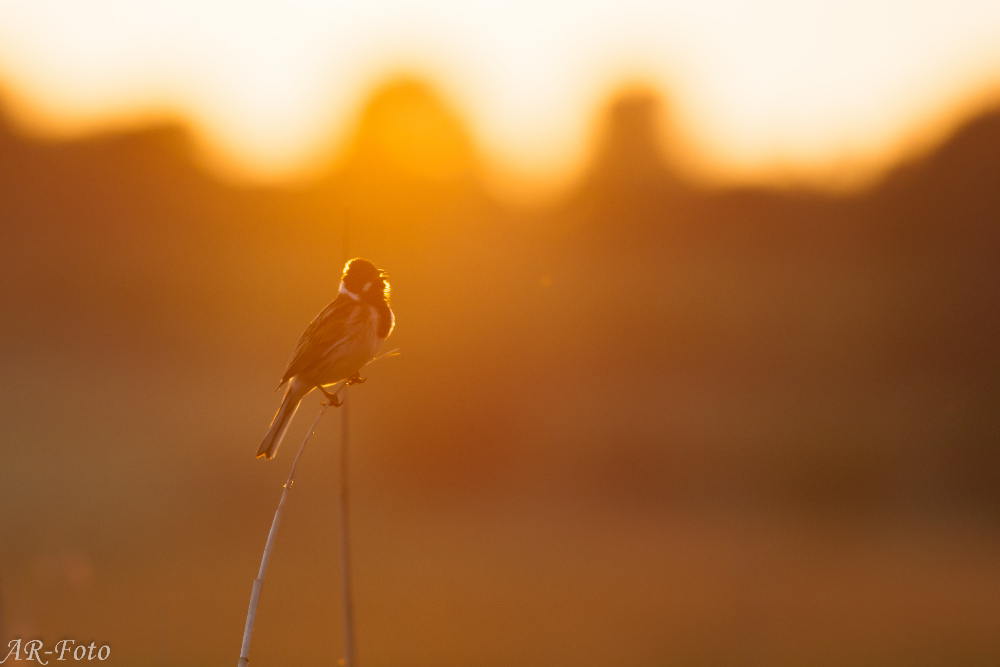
[{"left": 256, "top": 258, "right": 394, "bottom": 460}]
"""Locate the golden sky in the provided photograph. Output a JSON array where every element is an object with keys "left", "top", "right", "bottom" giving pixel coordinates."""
[{"left": 0, "top": 0, "right": 998, "bottom": 190}]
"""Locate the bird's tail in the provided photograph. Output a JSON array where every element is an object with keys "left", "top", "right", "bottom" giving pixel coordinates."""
[{"left": 256, "top": 379, "right": 308, "bottom": 460}]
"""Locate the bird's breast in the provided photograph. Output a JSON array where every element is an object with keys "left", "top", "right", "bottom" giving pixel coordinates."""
[{"left": 314, "top": 303, "right": 382, "bottom": 385}]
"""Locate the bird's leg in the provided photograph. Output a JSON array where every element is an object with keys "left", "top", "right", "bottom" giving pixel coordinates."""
[
  {"left": 346, "top": 374, "right": 366, "bottom": 386},
  {"left": 317, "top": 385, "right": 343, "bottom": 407}
]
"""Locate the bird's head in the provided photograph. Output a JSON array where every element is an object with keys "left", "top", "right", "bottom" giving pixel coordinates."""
[{"left": 340, "top": 257, "right": 390, "bottom": 301}]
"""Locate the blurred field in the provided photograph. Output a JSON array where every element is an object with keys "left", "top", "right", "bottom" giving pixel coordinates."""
[{"left": 1, "top": 79, "right": 1000, "bottom": 665}]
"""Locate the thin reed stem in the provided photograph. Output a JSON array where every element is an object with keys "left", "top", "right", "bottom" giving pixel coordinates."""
[
  {"left": 238, "top": 405, "right": 328, "bottom": 667},
  {"left": 338, "top": 399, "right": 356, "bottom": 667},
  {"left": 237, "top": 350, "right": 398, "bottom": 667}
]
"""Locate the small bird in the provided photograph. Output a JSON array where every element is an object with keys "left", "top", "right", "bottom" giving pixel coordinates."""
[{"left": 256, "top": 258, "right": 394, "bottom": 460}]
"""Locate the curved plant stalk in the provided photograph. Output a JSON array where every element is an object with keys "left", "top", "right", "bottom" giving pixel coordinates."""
[
  {"left": 237, "top": 349, "right": 398, "bottom": 667},
  {"left": 238, "top": 405, "right": 329, "bottom": 667}
]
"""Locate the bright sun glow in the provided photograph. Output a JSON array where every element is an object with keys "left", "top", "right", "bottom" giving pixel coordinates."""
[{"left": 0, "top": 0, "right": 998, "bottom": 191}]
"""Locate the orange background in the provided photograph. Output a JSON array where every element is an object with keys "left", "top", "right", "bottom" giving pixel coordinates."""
[{"left": 0, "top": 75, "right": 999, "bottom": 664}]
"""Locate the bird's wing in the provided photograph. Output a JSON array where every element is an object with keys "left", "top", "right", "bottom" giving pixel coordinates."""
[{"left": 279, "top": 295, "right": 360, "bottom": 386}]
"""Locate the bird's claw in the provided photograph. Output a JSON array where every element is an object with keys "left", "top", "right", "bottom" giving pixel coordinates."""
[
  {"left": 317, "top": 375, "right": 365, "bottom": 405},
  {"left": 318, "top": 385, "right": 343, "bottom": 407}
]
